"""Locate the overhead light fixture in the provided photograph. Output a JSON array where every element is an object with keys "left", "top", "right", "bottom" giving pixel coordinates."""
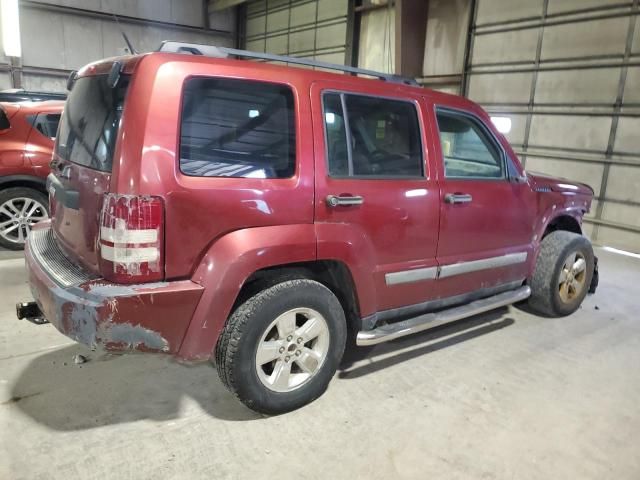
[
  {"left": 491, "top": 116, "right": 512, "bottom": 134},
  {"left": 1, "top": 0, "right": 21, "bottom": 57}
]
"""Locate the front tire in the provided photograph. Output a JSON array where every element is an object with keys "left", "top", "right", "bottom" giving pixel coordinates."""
[
  {"left": 528, "top": 231, "right": 594, "bottom": 317},
  {"left": 215, "top": 279, "right": 347, "bottom": 414}
]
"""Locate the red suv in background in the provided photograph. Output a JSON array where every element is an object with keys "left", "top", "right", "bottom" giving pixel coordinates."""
[
  {"left": 18, "top": 44, "right": 597, "bottom": 414},
  {"left": 0, "top": 101, "right": 63, "bottom": 249}
]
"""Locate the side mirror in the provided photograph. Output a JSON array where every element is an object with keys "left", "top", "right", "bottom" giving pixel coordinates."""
[{"left": 510, "top": 174, "right": 528, "bottom": 184}]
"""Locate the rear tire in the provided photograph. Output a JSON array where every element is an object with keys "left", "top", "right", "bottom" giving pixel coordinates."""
[
  {"left": 528, "top": 231, "right": 594, "bottom": 317},
  {"left": 0, "top": 187, "right": 49, "bottom": 250},
  {"left": 215, "top": 279, "right": 347, "bottom": 414}
]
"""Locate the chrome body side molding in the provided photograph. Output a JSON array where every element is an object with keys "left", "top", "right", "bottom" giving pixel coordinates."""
[
  {"left": 385, "top": 266, "right": 438, "bottom": 286},
  {"left": 439, "top": 252, "right": 528, "bottom": 279},
  {"left": 385, "top": 251, "right": 528, "bottom": 285},
  {"left": 356, "top": 286, "right": 531, "bottom": 346}
]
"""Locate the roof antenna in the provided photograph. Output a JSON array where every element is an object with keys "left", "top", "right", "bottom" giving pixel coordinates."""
[{"left": 112, "top": 14, "right": 137, "bottom": 55}]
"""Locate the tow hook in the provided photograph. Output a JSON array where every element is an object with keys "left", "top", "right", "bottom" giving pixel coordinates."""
[{"left": 16, "top": 302, "right": 48, "bottom": 325}]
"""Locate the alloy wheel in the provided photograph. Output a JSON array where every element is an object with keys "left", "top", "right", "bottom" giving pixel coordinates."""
[
  {"left": 0, "top": 197, "right": 48, "bottom": 245},
  {"left": 255, "top": 307, "right": 330, "bottom": 393},
  {"left": 558, "top": 251, "right": 587, "bottom": 303}
]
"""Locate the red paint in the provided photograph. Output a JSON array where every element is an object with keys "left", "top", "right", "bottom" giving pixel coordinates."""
[
  {"left": 0, "top": 101, "right": 64, "bottom": 184},
  {"left": 24, "top": 52, "right": 594, "bottom": 360}
]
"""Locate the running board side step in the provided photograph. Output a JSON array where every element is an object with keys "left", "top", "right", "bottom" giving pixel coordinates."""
[{"left": 356, "top": 286, "right": 531, "bottom": 346}]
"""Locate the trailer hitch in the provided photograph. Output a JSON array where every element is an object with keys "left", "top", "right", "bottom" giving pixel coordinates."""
[{"left": 16, "top": 302, "right": 48, "bottom": 325}]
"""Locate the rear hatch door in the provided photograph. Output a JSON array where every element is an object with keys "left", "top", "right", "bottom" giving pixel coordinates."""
[{"left": 48, "top": 73, "right": 129, "bottom": 273}]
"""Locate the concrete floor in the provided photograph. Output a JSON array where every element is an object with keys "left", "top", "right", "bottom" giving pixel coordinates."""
[{"left": 1, "top": 247, "right": 639, "bottom": 480}]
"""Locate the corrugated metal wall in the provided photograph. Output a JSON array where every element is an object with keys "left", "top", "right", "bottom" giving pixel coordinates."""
[
  {"left": 465, "top": 0, "right": 640, "bottom": 252},
  {"left": 0, "top": 0, "right": 235, "bottom": 92},
  {"left": 242, "top": 0, "right": 349, "bottom": 65}
]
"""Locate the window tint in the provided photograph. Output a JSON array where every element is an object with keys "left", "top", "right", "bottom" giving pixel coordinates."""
[
  {"left": 180, "top": 78, "right": 295, "bottom": 179},
  {"left": 29, "top": 113, "right": 61, "bottom": 139},
  {"left": 55, "top": 74, "right": 129, "bottom": 172},
  {"left": 0, "top": 108, "right": 9, "bottom": 130},
  {"left": 323, "top": 93, "right": 423, "bottom": 178},
  {"left": 436, "top": 109, "right": 504, "bottom": 179}
]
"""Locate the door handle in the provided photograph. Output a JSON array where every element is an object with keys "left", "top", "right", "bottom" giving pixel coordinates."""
[
  {"left": 444, "top": 193, "right": 472, "bottom": 204},
  {"left": 326, "top": 195, "right": 364, "bottom": 207}
]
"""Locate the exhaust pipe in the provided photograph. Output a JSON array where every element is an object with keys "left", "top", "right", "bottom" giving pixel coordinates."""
[{"left": 16, "top": 302, "right": 48, "bottom": 324}]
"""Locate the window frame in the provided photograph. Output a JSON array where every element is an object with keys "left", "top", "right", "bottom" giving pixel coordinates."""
[
  {"left": 321, "top": 90, "right": 426, "bottom": 180},
  {"left": 435, "top": 106, "right": 508, "bottom": 182},
  {"left": 177, "top": 75, "right": 298, "bottom": 180}
]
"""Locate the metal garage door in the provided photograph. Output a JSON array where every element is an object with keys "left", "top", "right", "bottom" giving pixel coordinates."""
[
  {"left": 465, "top": 0, "right": 640, "bottom": 253},
  {"left": 242, "top": 0, "right": 349, "bottom": 65}
]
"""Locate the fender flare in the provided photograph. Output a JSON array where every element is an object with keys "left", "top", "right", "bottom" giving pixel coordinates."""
[
  {"left": 178, "top": 224, "right": 318, "bottom": 360},
  {"left": 177, "top": 223, "right": 379, "bottom": 361},
  {"left": 536, "top": 206, "right": 584, "bottom": 243},
  {"left": 0, "top": 174, "right": 47, "bottom": 189}
]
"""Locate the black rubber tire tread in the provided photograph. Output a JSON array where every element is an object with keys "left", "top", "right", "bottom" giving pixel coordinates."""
[
  {"left": 529, "top": 230, "right": 594, "bottom": 317},
  {"left": 215, "top": 279, "right": 347, "bottom": 414},
  {"left": 0, "top": 187, "right": 48, "bottom": 250}
]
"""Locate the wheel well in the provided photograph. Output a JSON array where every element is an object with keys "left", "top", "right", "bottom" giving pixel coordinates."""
[
  {"left": 232, "top": 260, "right": 362, "bottom": 333},
  {"left": 543, "top": 215, "right": 582, "bottom": 238},
  {"left": 0, "top": 178, "right": 47, "bottom": 195}
]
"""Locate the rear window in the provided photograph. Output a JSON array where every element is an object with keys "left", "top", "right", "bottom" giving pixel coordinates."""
[
  {"left": 55, "top": 74, "right": 129, "bottom": 172},
  {"left": 179, "top": 77, "right": 295, "bottom": 179}
]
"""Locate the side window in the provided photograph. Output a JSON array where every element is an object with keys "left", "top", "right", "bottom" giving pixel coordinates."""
[
  {"left": 28, "top": 113, "right": 61, "bottom": 140},
  {"left": 180, "top": 77, "right": 295, "bottom": 179},
  {"left": 436, "top": 109, "right": 504, "bottom": 179},
  {"left": 323, "top": 92, "right": 423, "bottom": 178}
]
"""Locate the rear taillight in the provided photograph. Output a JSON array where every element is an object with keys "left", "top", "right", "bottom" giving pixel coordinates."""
[{"left": 99, "top": 194, "right": 164, "bottom": 284}]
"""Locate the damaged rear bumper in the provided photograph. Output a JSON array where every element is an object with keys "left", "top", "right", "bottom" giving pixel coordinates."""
[{"left": 24, "top": 223, "right": 204, "bottom": 353}]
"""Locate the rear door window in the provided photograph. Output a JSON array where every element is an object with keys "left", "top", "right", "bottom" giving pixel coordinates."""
[
  {"left": 179, "top": 77, "right": 296, "bottom": 179},
  {"left": 322, "top": 92, "right": 423, "bottom": 178}
]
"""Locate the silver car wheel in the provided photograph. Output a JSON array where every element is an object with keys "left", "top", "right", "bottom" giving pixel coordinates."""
[
  {"left": 0, "top": 197, "right": 48, "bottom": 245},
  {"left": 255, "top": 307, "right": 330, "bottom": 393}
]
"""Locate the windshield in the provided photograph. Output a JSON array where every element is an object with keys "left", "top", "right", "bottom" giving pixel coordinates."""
[{"left": 55, "top": 74, "right": 129, "bottom": 172}]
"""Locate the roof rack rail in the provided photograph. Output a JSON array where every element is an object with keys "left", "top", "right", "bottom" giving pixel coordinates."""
[{"left": 157, "top": 41, "right": 419, "bottom": 86}]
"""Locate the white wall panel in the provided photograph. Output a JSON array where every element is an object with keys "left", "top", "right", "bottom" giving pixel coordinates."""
[
  {"left": 358, "top": 7, "right": 395, "bottom": 73},
  {"left": 472, "top": 29, "right": 538, "bottom": 65},
  {"left": 529, "top": 115, "right": 612, "bottom": 151},
  {"left": 244, "top": 0, "right": 348, "bottom": 63},
  {"left": 623, "top": 67, "right": 640, "bottom": 103},
  {"left": 35, "top": 0, "right": 205, "bottom": 27},
  {"left": 422, "top": 0, "right": 471, "bottom": 76},
  {"left": 15, "top": 2, "right": 234, "bottom": 93},
  {"left": 468, "top": 72, "right": 533, "bottom": 104},
  {"left": 547, "top": 0, "right": 630, "bottom": 15},
  {"left": 613, "top": 117, "right": 640, "bottom": 154},
  {"left": 467, "top": 1, "right": 640, "bottom": 251},
  {"left": 21, "top": 74, "right": 67, "bottom": 92},
  {"left": 606, "top": 165, "right": 640, "bottom": 203},
  {"left": 534, "top": 68, "right": 621, "bottom": 104},
  {"left": 540, "top": 17, "right": 628, "bottom": 60},
  {"left": 0, "top": 73, "right": 12, "bottom": 89},
  {"left": 476, "top": 0, "right": 543, "bottom": 25}
]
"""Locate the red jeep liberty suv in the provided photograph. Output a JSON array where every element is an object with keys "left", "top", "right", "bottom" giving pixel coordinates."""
[{"left": 18, "top": 43, "right": 597, "bottom": 414}]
